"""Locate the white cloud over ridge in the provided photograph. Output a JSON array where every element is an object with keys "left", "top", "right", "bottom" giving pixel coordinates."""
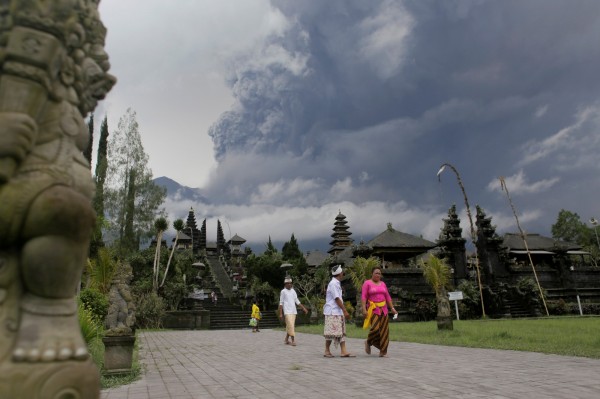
[
  {"left": 486, "top": 170, "right": 560, "bottom": 196},
  {"left": 520, "top": 105, "right": 600, "bottom": 168}
]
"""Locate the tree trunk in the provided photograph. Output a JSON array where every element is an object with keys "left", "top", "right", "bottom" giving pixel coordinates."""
[{"left": 436, "top": 288, "right": 453, "bottom": 330}]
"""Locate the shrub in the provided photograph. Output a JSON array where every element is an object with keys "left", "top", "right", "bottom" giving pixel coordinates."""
[
  {"left": 512, "top": 277, "right": 542, "bottom": 314},
  {"left": 310, "top": 296, "right": 326, "bottom": 318},
  {"left": 135, "top": 292, "right": 166, "bottom": 329},
  {"left": 548, "top": 298, "right": 569, "bottom": 315},
  {"left": 457, "top": 280, "right": 481, "bottom": 319},
  {"left": 344, "top": 301, "right": 355, "bottom": 317},
  {"left": 413, "top": 298, "right": 435, "bottom": 321},
  {"left": 582, "top": 303, "right": 600, "bottom": 315},
  {"left": 161, "top": 279, "right": 188, "bottom": 311},
  {"left": 78, "top": 302, "right": 103, "bottom": 345},
  {"left": 79, "top": 288, "right": 109, "bottom": 323}
]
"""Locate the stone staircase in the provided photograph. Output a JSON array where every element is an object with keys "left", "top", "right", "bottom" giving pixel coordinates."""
[
  {"left": 205, "top": 254, "right": 234, "bottom": 299},
  {"left": 503, "top": 298, "right": 534, "bottom": 318},
  {"left": 207, "top": 305, "right": 281, "bottom": 330},
  {"left": 201, "top": 256, "right": 281, "bottom": 330}
]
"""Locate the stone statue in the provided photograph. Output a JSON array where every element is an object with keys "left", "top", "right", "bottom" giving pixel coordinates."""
[
  {"left": 0, "top": 1, "right": 115, "bottom": 397},
  {"left": 105, "top": 262, "right": 136, "bottom": 336}
]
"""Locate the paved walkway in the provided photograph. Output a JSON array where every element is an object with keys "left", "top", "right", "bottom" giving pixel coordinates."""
[{"left": 101, "top": 329, "right": 600, "bottom": 399}]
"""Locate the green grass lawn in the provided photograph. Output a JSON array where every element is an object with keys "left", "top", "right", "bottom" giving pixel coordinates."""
[{"left": 295, "top": 316, "right": 600, "bottom": 358}]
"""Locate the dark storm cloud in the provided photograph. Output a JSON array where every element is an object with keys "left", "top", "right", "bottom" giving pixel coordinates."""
[{"left": 203, "top": 0, "right": 600, "bottom": 243}]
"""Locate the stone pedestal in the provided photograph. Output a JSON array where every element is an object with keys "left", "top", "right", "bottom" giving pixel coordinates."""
[
  {"left": 0, "top": 360, "right": 100, "bottom": 399},
  {"left": 102, "top": 335, "right": 136, "bottom": 375}
]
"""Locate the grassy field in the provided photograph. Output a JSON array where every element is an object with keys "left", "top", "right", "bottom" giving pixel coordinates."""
[{"left": 295, "top": 316, "right": 600, "bottom": 359}]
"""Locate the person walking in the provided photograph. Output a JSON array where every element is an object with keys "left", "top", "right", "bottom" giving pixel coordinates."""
[
  {"left": 323, "top": 265, "right": 354, "bottom": 358},
  {"left": 211, "top": 290, "right": 217, "bottom": 306},
  {"left": 278, "top": 277, "right": 308, "bottom": 346},
  {"left": 362, "top": 267, "right": 398, "bottom": 357},
  {"left": 251, "top": 298, "right": 261, "bottom": 332}
]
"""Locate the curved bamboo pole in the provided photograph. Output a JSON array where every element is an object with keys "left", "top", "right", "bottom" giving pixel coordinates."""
[
  {"left": 437, "top": 163, "right": 486, "bottom": 318},
  {"left": 499, "top": 177, "right": 549, "bottom": 316}
]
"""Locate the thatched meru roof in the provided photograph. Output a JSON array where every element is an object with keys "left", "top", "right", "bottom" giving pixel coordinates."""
[
  {"left": 368, "top": 223, "right": 436, "bottom": 250},
  {"left": 502, "top": 233, "right": 580, "bottom": 252},
  {"left": 304, "top": 249, "right": 328, "bottom": 267}
]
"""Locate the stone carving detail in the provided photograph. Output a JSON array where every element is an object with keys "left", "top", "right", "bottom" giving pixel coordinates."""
[
  {"left": 105, "top": 262, "right": 136, "bottom": 336},
  {"left": 0, "top": 1, "right": 115, "bottom": 397}
]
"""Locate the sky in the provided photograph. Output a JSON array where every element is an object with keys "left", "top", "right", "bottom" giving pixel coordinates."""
[{"left": 96, "top": 0, "right": 600, "bottom": 252}]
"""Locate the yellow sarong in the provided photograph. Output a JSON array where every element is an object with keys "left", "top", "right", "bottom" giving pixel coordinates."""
[{"left": 363, "top": 300, "right": 386, "bottom": 329}]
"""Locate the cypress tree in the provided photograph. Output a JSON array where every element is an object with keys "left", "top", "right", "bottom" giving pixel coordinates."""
[{"left": 90, "top": 115, "right": 109, "bottom": 257}]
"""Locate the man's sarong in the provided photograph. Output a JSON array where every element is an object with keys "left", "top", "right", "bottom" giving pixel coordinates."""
[
  {"left": 323, "top": 315, "right": 346, "bottom": 348},
  {"left": 284, "top": 314, "right": 296, "bottom": 336}
]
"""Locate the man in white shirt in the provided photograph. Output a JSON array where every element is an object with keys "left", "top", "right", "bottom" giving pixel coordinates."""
[
  {"left": 323, "top": 265, "right": 354, "bottom": 357},
  {"left": 278, "top": 277, "right": 308, "bottom": 346}
]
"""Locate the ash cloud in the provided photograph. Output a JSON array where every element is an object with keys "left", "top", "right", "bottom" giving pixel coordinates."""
[{"left": 200, "top": 0, "right": 600, "bottom": 246}]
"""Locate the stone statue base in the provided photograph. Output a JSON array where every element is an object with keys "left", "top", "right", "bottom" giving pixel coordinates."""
[
  {"left": 0, "top": 253, "right": 100, "bottom": 399},
  {"left": 0, "top": 360, "right": 100, "bottom": 399},
  {"left": 102, "top": 335, "right": 136, "bottom": 376}
]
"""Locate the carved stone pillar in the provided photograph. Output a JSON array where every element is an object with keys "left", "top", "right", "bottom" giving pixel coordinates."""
[{"left": 0, "top": 1, "right": 115, "bottom": 397}]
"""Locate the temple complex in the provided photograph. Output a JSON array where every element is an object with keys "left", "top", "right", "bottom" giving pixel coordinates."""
[{"left": 326, "top": 208, "right": 600, "bottom": 318}]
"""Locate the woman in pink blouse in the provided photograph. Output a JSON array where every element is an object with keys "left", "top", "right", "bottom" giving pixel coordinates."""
[{"left": 361, "top": 267, "right": 398, "bottom": 357}]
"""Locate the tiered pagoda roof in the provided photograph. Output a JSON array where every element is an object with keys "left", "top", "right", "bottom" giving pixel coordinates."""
[{"left": 328, "top": 211, "right": 353, "bottom": 256}]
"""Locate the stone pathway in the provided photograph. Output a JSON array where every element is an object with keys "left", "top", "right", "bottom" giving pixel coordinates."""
[{"left": 101, "top": 329, "right": 600, "bottom": 399}]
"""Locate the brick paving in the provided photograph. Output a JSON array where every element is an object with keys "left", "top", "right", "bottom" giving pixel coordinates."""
[{"left": 101, "top": 329, "right": 600, "bottom": 399}]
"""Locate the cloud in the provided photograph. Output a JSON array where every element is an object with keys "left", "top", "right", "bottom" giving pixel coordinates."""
[
  {"left": 486, "top": 170, "right": 560, "bottom": 195},
  {"left": 534, "top": 105, "right": 548, "bottom": 118},
  {"left": 357, "top": 0, "right": 414, "bottom": 79},
  {"left": 520, "top": 105, "right": 600, "bottom": 167}
]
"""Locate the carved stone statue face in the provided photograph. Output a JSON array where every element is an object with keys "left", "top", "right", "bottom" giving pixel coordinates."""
[
  {"left": 75, "top": 2, "right": 116, "bottom": 115},
  {"left": 78, "top": 53, "right": 116, "bottom": 114}
]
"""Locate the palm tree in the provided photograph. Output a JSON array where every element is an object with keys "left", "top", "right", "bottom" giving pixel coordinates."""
[
  {"left": 421, "top": 255, "right": 453, "bottom": 330},
  {"left": 161, "top": 218, "right": 184, "bottom": 287},
  {"left": 347, "top": 256, "right": 380, "bottom": 320},
  {"left": 153, "top": 217, "right": 168, "bottom": 292}
]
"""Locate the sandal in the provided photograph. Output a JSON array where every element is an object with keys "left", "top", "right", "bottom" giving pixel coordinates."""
[{"left": 323, "top": 354, "right": 334, "bottom": 358}]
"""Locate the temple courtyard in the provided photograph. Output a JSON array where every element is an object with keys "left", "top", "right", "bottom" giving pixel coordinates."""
[{"left": 101, "top": 329, "right": 600, "bottom": 399}]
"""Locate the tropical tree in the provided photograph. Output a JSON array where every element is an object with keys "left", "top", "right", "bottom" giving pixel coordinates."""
[
  {"left": 245, "top": 248, "right": 284, "bottom": 296},
  {"left": 313, "top": 262, "right": 331, "bottom": 295},
  {"left": 104, "top": 108, "right": 166, "bottom": 256},
  {"left": 264, "top": 236, "right": 277, "bottom": 255},
  {"left": 421, "top": 255, "right": 453, "bottom": 330},
  {"left": 161, "top": 218, "right": 185, "bottom": 288},
  {"left": 293, "top": 274, "right": 317, "bottom": 316},
  {"left": 153, "top": 217, "right": 168, "bottom": 292},
  {"left": 346, "top": 256, "right": 380, "bottom": 319},
  {"left": 551, "top": 209, "right": 589, "bottom": 245},
  {"left": 282, "top": 233, "right": 308, "bottom": 277}
]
